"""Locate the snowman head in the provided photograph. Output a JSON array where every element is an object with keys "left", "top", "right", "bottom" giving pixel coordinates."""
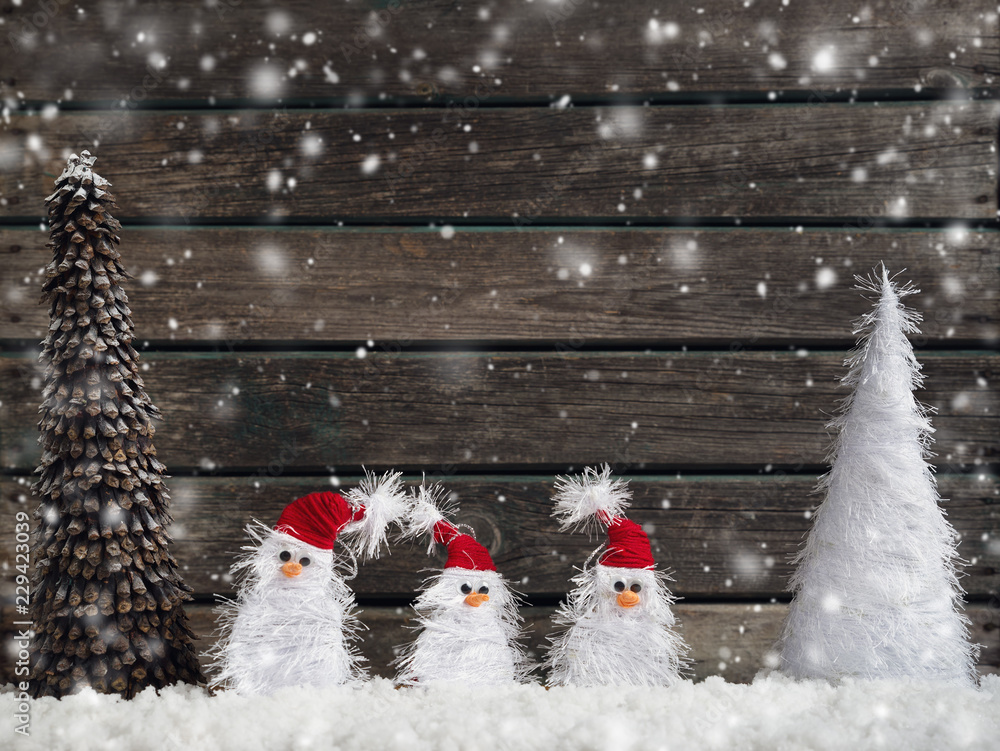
[
  {"left": 405, "top": 482, "right": 523, "bottom": 623},
  {"left": 235, "top": 491, "right": 364, "bottom": 594},
  {"left": 551, "top": 465, "right": 680, "bottom": 621},
  {"left": 417, "top": 517, "right": 515, "bottom": 620},
  {"left": 587, "top": 564, "right": 667, "bottom": 619},
  {"left": 420, "top": 567, "right": 513, "bottom": 614},
  {"left": 249, "top": 530, "right": 336, "bottom": 590}
]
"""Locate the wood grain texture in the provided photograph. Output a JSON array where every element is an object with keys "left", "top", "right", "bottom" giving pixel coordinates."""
[
  {"left": 2, "top": 102, "right": 996, "bottom": 220},
  {"left": 2, "top": 351, "right": 995, "bottom": 472},
  {"left": 1, "top": 1, "right": 995, "bottom": 102},
  {"left": 3, "top": 474, "right": 997, "bottom": 598},
  {"left": 2, "top": 227, "right": 997, "bottom": 345},
  {"left": 3, "top": 603, "right": 996, "bottom": 685}
]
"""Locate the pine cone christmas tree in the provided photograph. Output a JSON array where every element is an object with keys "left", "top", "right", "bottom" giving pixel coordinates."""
[{"left": 27, "top": 151, "right": 203, "bottom": 698}]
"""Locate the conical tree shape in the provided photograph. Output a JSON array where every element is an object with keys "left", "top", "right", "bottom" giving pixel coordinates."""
[
  {"left": 27, "top": 151, "right": 203, "bottom": 698},
  {"left": 776, "top": 267, "right": 977, "bottom": 684}
]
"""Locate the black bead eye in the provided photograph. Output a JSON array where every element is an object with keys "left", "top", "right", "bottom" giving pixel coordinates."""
[
  {"left": 300, "top": 557, "right": 311, "bottom": 567},
  {"left": 460, "top": 583, "right": 472, "bottom": 595},
  {"left": 478, "top": 585, "right": 489, "bottom": 595},
  {"left": 630, "top": 583, "right": 642, "bottom": 593},
  {"left": 613, "top": 581, "right": 625, "bottom": 592},
  {"left": 279, "top": 551, "right": 291, "bottom": 562}
]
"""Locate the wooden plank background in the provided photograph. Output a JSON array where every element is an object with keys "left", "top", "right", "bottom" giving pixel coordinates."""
[
  {"left": 2, "top": 103, "right": 998, "bottom": 219},
  {"left": 1, "top": 351, "right": 997, "bottom": 471},
  {"left": 2, "top": 0, "right": 996, "bottom": 100},
  {"left": 1, "top": 228, "right": 997, "bottom": 345},
  {"left": 0, "top": 0, "right": 997, "bottom": 684}
]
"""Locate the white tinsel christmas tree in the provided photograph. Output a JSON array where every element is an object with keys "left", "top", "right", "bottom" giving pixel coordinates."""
[{"left": 776, "top": 266, "right": 977, "bottom": 684}]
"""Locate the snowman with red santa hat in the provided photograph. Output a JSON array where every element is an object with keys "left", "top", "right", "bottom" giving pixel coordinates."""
[
  {"left": 211, "top": 470, "right": 408, "bottom": 695},
  {"left": 544, "top": 464, "right": 689, "bottom": 687},
  {"left": 393, "top": 482, "right": 530, "bottom": 686}
]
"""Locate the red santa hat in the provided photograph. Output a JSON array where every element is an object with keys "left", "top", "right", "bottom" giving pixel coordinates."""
[
  {"left": 275, "top": 491, "right": 364, "bottom": 550},
  {"left": 271, "top": 470, "right": 409, "bottom": 558},
  {"left": 408, "top": 482, "right": 497, "bottom": 571},
  {"left": 432, "top": 519, "right": 497, "bottom": 571},
  {"left": 596, "top": 511, "right": 655, "bottom": 570},
  {"left": 553, "top": 465, "right": 655, "bottom": 570}
]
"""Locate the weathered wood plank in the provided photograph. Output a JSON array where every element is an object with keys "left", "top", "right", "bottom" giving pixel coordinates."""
[
  {"left": 3, "top": 603, "right": 995, "bottom": 685},
  {"left": 3, "top": 473, "right": 996, "bottom": 598},
  {"left": 2, "top": 103, "right": 996, "bottom": 219},
  {"left": 2, "top": 227, "right": 996, "bottom": 345},
  {"left": 1, "top": 1, "right": 995, "bottom": 102},
  {"left": 2, "top": 351, "right": 995, "bottom": 472}
]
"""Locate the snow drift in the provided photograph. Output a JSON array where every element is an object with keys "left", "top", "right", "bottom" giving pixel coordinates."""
[{"left": 8, "top": 674, "right": 999, "bottom": 751}]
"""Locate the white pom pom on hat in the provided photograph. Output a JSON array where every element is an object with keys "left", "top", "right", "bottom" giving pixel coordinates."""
[
  {"left": 405, "top": 481, "right": 496, "bottom": 570},
  {"left": 553, "top": 464, "right": 655, "bottom": 569}
]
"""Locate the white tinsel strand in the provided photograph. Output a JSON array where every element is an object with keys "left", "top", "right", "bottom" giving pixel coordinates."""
[
  {"left": 400, "top": 481, "right": 456, "bottom": 554},
  {"left": 552, "top": 463, "right": 632, "bottom": 533},
  {"left": 776, "top": 266, "right": 977, "bottom": 684},
  {"left": 544, "top": 564, "right": 690, "bottom": 688},
  {"left": 208, "top": 521, "right": 366, "bottom": 695},
  {"left": 342, "top": 468, "right": 409, "bottom": 560},
  {"left": 393, "top": 484, "right": 531, "bottom": 686}
]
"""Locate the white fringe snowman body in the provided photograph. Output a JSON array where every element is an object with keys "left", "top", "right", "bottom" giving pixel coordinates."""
[
  {"left": 394, "top": 484, "right": 530, "bottom": 686},
  {"left": 211, "top": 471, "right": 408, "bottom": 695},
  {"left": 545, "top": 465, "right": 690, "bottom": 687}
]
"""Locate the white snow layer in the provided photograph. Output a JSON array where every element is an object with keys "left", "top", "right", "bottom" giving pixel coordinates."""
[{"left": 8, "top": 674, "right": 999, "bottom": 751}]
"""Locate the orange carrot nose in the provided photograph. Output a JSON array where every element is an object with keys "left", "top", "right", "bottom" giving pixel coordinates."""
[
  {"left": 281, "top": 561, "right": 303, "bottom": 578},
  {"left": 617, "top": 590, "right": 640, "bottom": 608},
  {"left": 464, "top": 593, "right": 490, "bottom": 607}
]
